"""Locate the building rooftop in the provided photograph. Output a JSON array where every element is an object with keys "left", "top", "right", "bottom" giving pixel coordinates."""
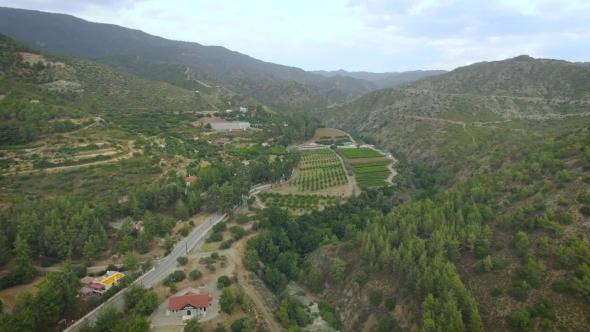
[
  {"left": 168, "top": 291, "right": 213, "bottom": 311},
  {"left": 184, "top": 176, "right": 198, "bottom": 183},
  {"left": 95, "top": 271, "right": 124, "bottom": 286}
]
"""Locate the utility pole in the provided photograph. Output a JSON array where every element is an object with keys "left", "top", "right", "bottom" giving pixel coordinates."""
[{"left": 185, "top": 241, "right": 187, "bottom": 254}]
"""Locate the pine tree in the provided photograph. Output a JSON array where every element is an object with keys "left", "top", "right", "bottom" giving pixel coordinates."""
[{"left": 13, "top": 235, "right": 35, "bottom": 283}]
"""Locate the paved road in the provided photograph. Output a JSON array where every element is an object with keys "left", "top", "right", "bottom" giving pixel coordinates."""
[{"left": 67, "top": 185, "right": 268, "bottom": 330}]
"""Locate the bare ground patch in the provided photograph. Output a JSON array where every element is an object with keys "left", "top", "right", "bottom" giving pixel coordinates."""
[
  {"left": 310, "top": 128, "right": 351, "bottom": 142},
  {"left": 348, "top": 157, "right": 392, "bottom": 164},
  {"left": 0, "top": 276, "right": 45, "bottom": 309}
]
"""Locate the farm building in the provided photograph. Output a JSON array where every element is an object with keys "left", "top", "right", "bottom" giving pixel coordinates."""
[
  {"left": 209, "top": 122, "right": 251, "bottom": 131},
  {"left": 184, "top": 176, "right": 198, "bottom": 186}
]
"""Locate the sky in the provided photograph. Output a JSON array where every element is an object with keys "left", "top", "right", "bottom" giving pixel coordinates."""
[{"left": 3, "top": 0, "right": 589, "bottom": 72}]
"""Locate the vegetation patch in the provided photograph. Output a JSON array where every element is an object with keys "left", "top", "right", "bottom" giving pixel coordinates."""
[{"left": 339, "top": 147, "right": 383, "bottom": 159}]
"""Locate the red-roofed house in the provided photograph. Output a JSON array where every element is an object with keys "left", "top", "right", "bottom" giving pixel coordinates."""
[
  {"left": 251, "top": 109, "right": 257, "bottom": 117},
  {"left": 167, "top": 291, "right": 214, "bottom": 319},
  {"left": 184, "top": 176, "right": 198, "bottom": 187}
]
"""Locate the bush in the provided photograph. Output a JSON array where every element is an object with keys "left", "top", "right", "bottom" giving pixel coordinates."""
[
  {"left": 178, "top": 225, "right": 189, "bottom": 237},
  {"left": 219, "top": 240, "right": 233, "bottom": 249},
  {"left": 552, "top": 281, "right": 569, "bottom": 293},
  {"left": 236, "top": 215, "right": 249, "bottom": 225},
  {"left": 177, "top": 256, "right": 188, "bottom": 266},
  {"left": 207, "top": 232, "right": 223, "bottom": 242},
  {"left": 211, "top": 252, "right": 219, "bottom": 259},
  {"left": 189, "top": 270, "right": 202, "bottom": 280},
  {"left": 164, "top": 270, "right": 186, "bottom": 286},
  {"left": 384, "top": 297, "right": 396, "bottom": 310},
  {"left": 581, "top": 206, "right": 590, "bottom": 216},
  {"left": 213, "top": 221, "right": 227, "bottom": 233},
  {"left": 217, "top": 275, "right": 232, "bottom": 289},
  {"left": 230, "top": 226, "right": 246, "bottom": 240},
  {"left": 368, "top": 290, "right": 383, "bottom": 306},
  {"left": 578, "top": 192, "right": 590, "bottom": 204},
  {"left": 207, "top": 264, "right": 216, "bottom": 271}
]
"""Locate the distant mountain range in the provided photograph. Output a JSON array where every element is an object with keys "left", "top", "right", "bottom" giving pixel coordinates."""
[
  {"left": 0, "top": 7, "right": 448, "bottom": 109},
  {"left": 311, "top": 69, "right": 447, "bottom": 88}
]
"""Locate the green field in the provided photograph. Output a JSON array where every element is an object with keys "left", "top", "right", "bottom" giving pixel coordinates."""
[
  {"left": 352, "top": 161, "right": 392, "bottom": 188},
  {"left": 339, "top": 147, "right": 383, "bottom": 158}
]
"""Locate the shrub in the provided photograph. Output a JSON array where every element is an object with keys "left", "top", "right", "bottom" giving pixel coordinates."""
[
  {"left": 177, "top": 256, "right": 188, "bottom": 266},
  {"left": 41, "top": 257, "right": 60, "bottom": 268},
  {"left": 384, "top": 297, "right": 396, "bottom": 310},
  {"left": 217, "top": 275, "right": 232, "bottom": 289},
  {"left": 207, "top": 264, "right": 216, "bottom": 271},
  {"left": 581, "top": 206, "right": 590, "bottom": 216},
  {"left": 368, "top": 290, "right": 383, "bottom": 306},
  {"left": 552, "top": 281, "right": 569, "bottom": 293},
  {"left": 213, "top": 221, "right": 227, "bottom": 233},
  {"left": 555, "top": 212, "right": 573, "bottom": 224},
  {"left": 220, "top": 240, "right": 233, "bottom": 249},
  {"left": 207, "top": 232, "right": 223, "bottom": 242},
  {"left": 236, "top": 215, "right": 249, "bottom": 225},
  {"left": 578, "top": 192, "right": 590, "bottom": 204},
  {"left": 189, "top": 270, "right": 202, "bottom": 280},
  {"left": 211, "top": 252, "right": 219, "bottom": 259},
  {"left": 230, "top": 226, "right": 246, "bottom": 240},
  {"left": 164, "top": 270, "right": 186, "bottom": 286}
]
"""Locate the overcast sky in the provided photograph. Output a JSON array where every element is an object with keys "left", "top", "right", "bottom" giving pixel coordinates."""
[{"left": 3, "top": 0, "right": 589, "bottom": 72}]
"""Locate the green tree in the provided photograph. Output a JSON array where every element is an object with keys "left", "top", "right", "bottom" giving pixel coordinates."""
[
  {"left": 126, "top": 314, "right": 151, "bottom": 332},
  {"left": 189, "top": 269, "right": 202, "bottom": 280},
  {"left": 125, "top": 252, "right": 139, "bottom": 277},
  {"left": 175, "top": 199, "right": 189, "bottom": 220},
  {"left": 134, "top": 291, "right": 158, "bottom": 316},
  {"left": 13, "top": 235, "right": 35, "bottom": 283},
  {"left": 124, "top": 284, "right": 148, "bottom": 310},
  {"left": 242, "top": 249, "right": 259, "bottom": 271},
  {"left": 308, "top": 265, "right": 325, "bottom": 292},
  {"left": 119, "top": 235, "right": 133, "bottom": 254},
  {"left": 330, "top": 258, "right": 346, "bottom": 282},
  {"left": 514, "top": 231, "right": 530, "bottom": 255},
  {"left": 220, "top": 288, "right": 236, "bottom": 314},
  {"left": 94, "top": 305, "right": 123, "bottom": 332},
  {"left": 184, "top": 317, "right": 205, "bottom": 332}
]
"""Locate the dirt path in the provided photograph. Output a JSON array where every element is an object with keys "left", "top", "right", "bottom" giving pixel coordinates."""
[
  {"left": 384, "top": 162, "right": 398, "bottom": 185},
  {"left": 228, "top": 236, "right": 283, "bottom": 332},
  {"left": 333, "top": 150, "right": 354, "bottom": 196}
]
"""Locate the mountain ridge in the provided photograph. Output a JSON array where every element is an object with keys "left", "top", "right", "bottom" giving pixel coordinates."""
[{"left": 0, "top": 6, "right": 380, "bottom": 109}]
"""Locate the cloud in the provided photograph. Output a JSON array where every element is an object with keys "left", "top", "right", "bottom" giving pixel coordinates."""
[{"left": 0, "top": 0, "right": 588, "bottom": 71}]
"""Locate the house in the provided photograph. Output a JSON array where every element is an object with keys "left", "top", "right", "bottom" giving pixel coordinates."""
[
  {"left": 226, "top": 109, "right": 234, "bottom": 113},
  {"left": 135, "top": 221, "right": 144, "bottom": 232},
  {"left": 251, "top": 109, "right": 257, "bottom": 117},
  {"left": 167, "top": 291, "right": 214, "bottom": 320},
  {"left": 239, "top": 107, "right": 248, "bottom": 113},
  {"left": 90, "top": 271, "right": 125, "bottom": 294},
  {"left": 261, "top": 142, "right": 269, "bottom": 147},
  {"left": 217, "top": 141, "right": 225, "bottom": 145},
  {"left": 185, "top": 176, "right": 198, "bottom": 187}
]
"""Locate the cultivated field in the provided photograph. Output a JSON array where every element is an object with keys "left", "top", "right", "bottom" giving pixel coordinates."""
[
  {"left": 309, "top": 127, "right": 350, "bottom": 142},
  {"left": 291, "top": 149, "right": 348, "bottom": 192},
  {"left": 342, "top": 154, "right": 393, "bottom": 188},
  {"left": 339, "top": 147, "right": 383, "bottom": 159}
]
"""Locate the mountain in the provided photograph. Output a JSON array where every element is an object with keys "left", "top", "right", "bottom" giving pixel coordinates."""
[
  {"left": 312, "top": 69, "right": 447, "bottom": 88},
  {"left": 0, "top": 6, "right": 376, "bottom": 109},
  {"left": 322, "top": 55, "right": 590, "bottom": 182}
]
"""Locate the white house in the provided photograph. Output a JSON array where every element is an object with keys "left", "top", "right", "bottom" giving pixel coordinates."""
[{"left": 239, "top": 107, "right": 248, "bottom": 113}]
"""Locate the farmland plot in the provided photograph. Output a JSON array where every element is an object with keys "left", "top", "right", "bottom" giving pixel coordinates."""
[
  {"left": 351, "top": 159, "right": 392, "bottom": 188},
  {"left": 339, "top": 147, "right": 383, "bottom": 159},
  {"left": 291, "top": 149, "right": 348, "bottom": 192}
]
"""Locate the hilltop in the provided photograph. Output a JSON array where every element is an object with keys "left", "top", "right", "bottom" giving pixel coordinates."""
[{"left": 0, "top": 6, "right": 381, "bottom": 109}]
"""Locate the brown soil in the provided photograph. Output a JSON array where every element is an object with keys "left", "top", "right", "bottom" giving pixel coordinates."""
[
  {"left": 310, "top": 128, "right": 351, "bottom": 142},
  {"left": 0, "top": 276, "right": 45, "bottom": 309},
  {"left": 195, "top": 117, "right": 227, "bottom": 124}
]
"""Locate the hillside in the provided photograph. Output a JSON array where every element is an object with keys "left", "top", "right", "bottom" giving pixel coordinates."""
[
  {"left": 0, "top": 6, "right": 375, "bottom": 109},
  {"left": 322, "top": 55, "right": 590, "bottom": 185}
]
